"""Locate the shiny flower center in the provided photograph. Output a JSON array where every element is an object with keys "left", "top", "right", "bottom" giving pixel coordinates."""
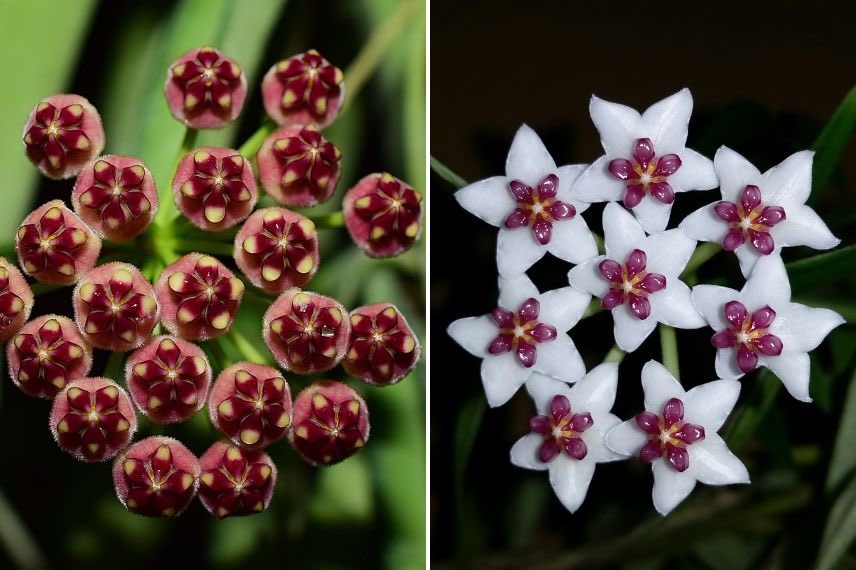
[
  {"left": 168, "top": 256, "right": 244, "bottom": 330},
  {"left": 171, "top": 47, "right": 242, "bottom": 113},
  {"left": 503, "top": 174, "right": 576, "bottom": 245},
  {"left": 122, "top": 445, "right": 195, "bottom": 517},
  {"left": 608, "top": 138, "right": 682, "bottom": 208},
  {"left": 347, "top": 306, "right": 417, "bottom": 381},
  {"left": 275, "top": 49, "right": 343, "bottom": 117},
  {"left": 79, "top": 160, "right": 151, "bottom": 229},
  {"left": 714, "top": 185, "right": 786, "bottom": 255},
  {"left": 23, "top": 102, "right": 91, "bottom": 171},
  {"left": 635, "top": 398, "right": 705, "bottom": 472},
  {"left": 711, "top": 300, "right": 783, "bottom": 374},
  {"left": 79, "top": 268, "right": 157, "bottom": 342},
  {"left": 180, "top": 151, "right": 251, "bottom": 224},
  {"left": 488, "top": 297, "right": 557, "bottom": 368},
  {"left": 599, "top": 248, "right": 667, "bottom": 320},
  {"left": 269, "top": 292, "right": 344, "bottom": 368},
  {"left": 241, "top": 210, "right": 316, "bottom": 281},
  {"left": 353, "top": 173, "right": 422, "bottom": 243},
  {"left": 14, "top": 318, "right": 83, "bottom": 395},
  {"left": 292, "top": 392, "right": 365, "bottom": 464},
  {"left": 271, "top": 127, "right": 341, "bottom": 193},
  {"left": 529, "top": 394, "right": 593, "bottom": 462},
  {"left": 216, "top": 370, "right": 291, "bottom": 446},
  {"left": 17, "top": 206, "right": 88, "bottom": 276},
  {"left": 56, "top": 385, "right": 131, "bottom": 460},
  {"left": 200, "top": 446, "right": 274, "bottom": 518}
]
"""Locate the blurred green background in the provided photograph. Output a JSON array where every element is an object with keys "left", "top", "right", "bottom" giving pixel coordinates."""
[{"left": 0, "top": 1, "right": 425, "bottom": 568}]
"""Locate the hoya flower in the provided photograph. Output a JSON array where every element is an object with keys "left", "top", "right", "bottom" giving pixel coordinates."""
[
  {"left": 454, "top": 125, "right": 597, "bottom": 276},
  {"left": 573, "top": 89, "right": 718, "bottom": 233},
  {"left": 679, "top": 147, "right": 839, "bottom": 276},
  {"left": 447, "top": 273, "right": 589, "bottom": 407},
  {"left": 605, "top": 361, "right": 749, "bottom": 515},
  {"left": 691, "top": 254, "right": 844, "bottom": 402},
  {"left": 510, "top": 364, "right": 623, "bottom": 513},
  {"left": 261, "top": 49, "right": 345, "bottom": 129},
  {"left": 568, "top": 203, "right": 704, "bottom": 352},
  {"left": 0, "top": 258, "right": 33, "bottom": 343},
  {"left": 198, "top": 441, "right": 277, "bottom": 518},
  {"left": 165, "top": 47, "right": 247, "bottom": 129},
  {"left": 342, "top": 303, "right": 420, "bottom": 386}
]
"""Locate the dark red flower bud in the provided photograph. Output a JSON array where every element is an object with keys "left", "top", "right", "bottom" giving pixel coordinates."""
[
  {"left": 289, "top": 381, "right": 369, "bottom": 466},
  {"left": 0, "top": 258, "right": 33, "bottom": 343},
  {"left": 198, "top": 441, "right": 277, "bottom": 519},
  {"left": 7, "top": 314, "right": 92, "bottom": 399},
  {"left": 343, "top": 304, "right": 420, "bottom": 386},
  {"left": 261, "top": 49, "right": 344, "bottom": 129}
]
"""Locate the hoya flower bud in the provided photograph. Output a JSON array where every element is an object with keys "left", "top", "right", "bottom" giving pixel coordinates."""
[
  {"left": 73, "top": 262, "right": 159, "bottom": 351},
  {"left": 262, "top": 290, "right": 350, "bottom": 374},
  {"left": 0, "top": 258, "right": 33, "bottom": 343},
  {"left": 126, "top": 336, "right": 211, "bottom": 423},
  {"left": 155, "top": 253, "right": 244, "bottom": 341},
  {"left": 71, "top": 155, "right": 158, "bottom": 242},
  {"left": 16, "top": 200, "right": 101, "bottom": 284},
  {"left": 289, "top": 381, "right": 369, "bottom": 466},
  {"left": 113, "top": 436, "right": 199, "bottom": 517},
  {"left": 164, "top": 46, "right": 247, "bottom": 129},
  {"left": 208, "top": 362, "right": 292, "bottom": 450},
  {"left": 343, "top": 173, "right": 423, "bottom": 258},
  {"left": 198, "top": 441, "right": 277, "bottom": 519},
  {"left": 233, "top": 208, "right": 319, "bottom": 294},
  {"left": 7, "top": 315, "right": 92, "bottom": 399},
  {"left": 261, "top": 49, "right": 345, "bottom": 129},
  {"left": 50, "top": 377, "right": 137, "bottom": 462},
  {"left": 343, "top": 304, "right": 420, "bottom": 386},
  {"left": 256, "top": 125, "right": 341, "bottom": 207},
  {"left": 22, "top": 94, "right": 105, "bottom": 179},
  {"left": 172, "top": 147, "right": 257, "bottom": 230}
]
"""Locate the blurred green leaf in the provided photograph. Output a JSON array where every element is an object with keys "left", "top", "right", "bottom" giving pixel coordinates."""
[
  {"left": 817, "top": 472, "right": 856, "bottom": 570},
  {"left": 787, "top": 244, "right": 856, "bottom": 294},
  {"left": 826, "top": 368, "right": 856, "bottom": 493},
  {"left": 810, "top": 86, "right": 856, "bottom": 206},
  {"left": 310, "top": 455, "right": 374, "bottom": 523}
]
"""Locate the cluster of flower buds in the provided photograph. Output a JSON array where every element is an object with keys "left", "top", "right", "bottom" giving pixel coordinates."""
[{"left": 6, "top": 44, "right": 422, "bottom": 519}]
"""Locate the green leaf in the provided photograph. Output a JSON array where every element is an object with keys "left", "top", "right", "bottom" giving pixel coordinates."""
[
  {"left": 817, "top": 472, "right": 856, "bottom": 570},
  {"left": 810, "top": 86, "right": 856, "bottom": 206},
  {"left": 430, "top": 156, "right": 468, "bottom": 189},
  {"left": 826, "top": 368, "right": 856, "bottom": 493},
  {"left": 786, "top": 244, "right": 856, "bottom": 294}
]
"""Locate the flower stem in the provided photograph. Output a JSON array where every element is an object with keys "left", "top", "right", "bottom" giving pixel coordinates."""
[
  {"left": 237, "top": 117, "right": 277, "bottom": 160},
  {"left": 659, "top": 324, "right": 680, "bottom": 379},
  {"left": 229, "top": 327, "right": 272, "bottom": 365},
  {"left": 173, "top": 239, "right": 234, "bottom": 257},
  {"left": 103, "top": 350, "right": 125, "bottom": 382},
  {"left": 310, "top": 210, "right": 345, "bottom": 229},
  {"left": 430, "top": 156, "right": 467, "bottom": 189},
  {"left": 681, "top": 242, "right": 720, "bottom": 282},
  {"left": 603, "top": 344, "right": 625, "bottom": 364}
]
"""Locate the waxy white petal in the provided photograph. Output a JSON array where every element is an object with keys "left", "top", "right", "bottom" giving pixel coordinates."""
[
  {"left": 772, "top": 303, "right": 845, "bottom": 354},
  {"left": 505, "top": 124, "right": 557, "bottom": 186},
  {"left": 569, "top": 363, "right": 619, "bottom": 414},
  {"left": 761, "top": 150, "right": 813, "bottom": 207},
  {"left": 571, "top": 156, "right": 625, "bottom": 203},
  {"left": 641, "top": 360, "right": 685, "bottom": 412},
  {"left": 556, "top": 164, "right": 589, "bottom": 211},
  {"left": 650, "top": 281, "right": 705, "bottom": 329},
  {"left": 603, "top": 202, "right": 646, "bottom": 261},
  {"left": 549, "top": 455, "right": 596, "bottom": 513},
  {"left": 669, "top": 148, "right": 718, "bottom": 191},
  {"left": 546, "top": 217, "right": 599, "bottom": 265},
  {"left": 481, "top": 352, "right": 530, "bottom": 407},
  {"left": 497, "top": 228, "right": 546, "bottom": 277},
  {"left": 643, "top": 229, "right": 697, "bottom": 278},
  {"left": 679, "top": 205, "right": 728, "bottom": 243},
  {"left": 652, "top": 459, "right": 697, "bottom": 516},
  {"left": 583, "top": 414, "right": 624, "bottom": 463},
  {"left": 605, "top": 418, "right": 647, "bottom": 456},
  {"left": 734, "top": 243, "right": 766, "bottom": 277},
  {"left": 533, "top": 334, "right": 585, "bottom": 383},
  {"left": 773, "top": 205, "right": 840, "bottom": 250},
  {"left": 715, "top": 347, "right": 744, "bottom": 380},
  {"left": 498, "top": 273, "right": 540, "bottom": 309},
  {"left": 684, "top": 379, "right": 741, "bottom": 431},
  {"left": 447, "top": 316, "right": 494, "bottom": 357},
  {"left": 567, "top": 257, "right": 609, "bottom": 298},
  {"left": 640, "top": 88, "right": 692, "bottom": 154},
  {"left": 539, "top": 286, "right": 590, "bottom": 332},
  {"left": 713, "top": 146, "right": 762, "bottom": 203},
  {"left": 525, "top": 373, "right": 571, "bottom": 413},
  {"left": 613, "top": 306, "right": 658, "bottom": 352},
  {"left": 454, "top": 176, "right": 515, "bottom": 227},
  {"left": 632, "top": 195, "right": 673, "bottom": 234},
  {"left": 692, "top": 284, "right": 740, "bottom": 330},
  {"left": 761, "top": 352, "right": 812, "bottom": 402},
  {"left": 510, "top": 433, "right": 549, "bottom": 471},
  {"left": 589, "top": 95, "right": 642, "bottom": 157},
  {"left": 742, "top": 254, "right": 791, "bottom": 309},
  {"left": 690, "top": 434, "right": 750, "bottom": 486}
]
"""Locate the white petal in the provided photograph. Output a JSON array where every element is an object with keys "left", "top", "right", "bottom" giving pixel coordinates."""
[
  {"left": 772, "top": 205, "right": 840, "bottom": 250},
  {"left": 641, "top": 360, "right": 685, "bottom": 412},
  {"left": 567, "top": 257, "right": 609, "bottom": 298},
  {"left": 670, "top": 148, "right": 718, "bottom": 191},
  {"left": 741, "top": 254, "right": 791, "bottom": 308},
  {"left": 684, "top": 379, "right": 741, "bottom": 431},
  {"left": 641, "top": 88, "right": 692, "bottom": 153},
  {"left": 603, "top": 202, "right": 646, "bottom": 261},
  {"left": 679, "top": 204, "right": 728, "bottom": 243},
  {"left": 447, "top": 315, "right": 495, "bottom": 357},
  {"left": 643, "top": 229, "right": 697, "bottom": 278},
  {"left": 505, "top": 124, "right": 557, "bottom": 186},
  {"left": 571, "top": 156, "right": 625, "bottom": 203},
  {"left": 481, "top": 352, "right": 531, "bottom": 407},
  {"left": 734, "top": 242, "right": 765, "bottom": 277},
  {"left": 631, "top": 196, "right": 673, "bottom": 234},
  {"left": 498, "top": 272, "right": 540, "bottom": 309},
  {"left": 525, "top": 373, "right": 573, "bottom": 413},
  {"left": 613, "top": 305, "right": 658, "bottom": 352},
  {"left": 650, "top": 281, "right": 705, "bottom": 329},
  {"left": 533, "top": 334, "right": 585, "bottom": 383},
  {"left": 556, "top": 164, "right": 589, "bottom": 211},
  {"left": 761, "top": 352, "right": 811, "bottom": 402},
  {"left": 589, "top": 95, "right": 642, "bottom": 157},
  {"left": 715, "top": 347, "right": 744, "bottom": 380},
  {"left": 539, "top": 286, "right": 591, "bottom": 332},
  {"left": 605, "top": 419, "right": 647, "bottom": 456},
  {"left": 454, "top": 176, "right": 514, "bottom": 227},
  {"left": 691, "top": 284, "right": 740, "bottom": 329},
  {"left": 761, "top": 150, "right": 813, "bottom": 207},
  {"left": 569, "top": 362, "right": 619, "bottom": 414},
  {"left": 772, "top": 303, "right": 845, "bottom": 354},
  {"left": 713, "top": 146, "right": 762, "bottom": 203},
  {"left": 689, "top": 434, "right": 750, "bottom": 485},
  {"left": 549, "top": 455, "right": 596, "bottom": 513},
  {"left": 652, "top": 460, "right": 697, "bottom": 516},
  {"left": 510, "top": 433, "right": 549, "bottom": 471},
  {"left": 497, "top": 228, "right": 547, "bottom": 277},
  {"left": 546, "top": 217, "right": 599, "bottom": 265},
  {"left": 583, "top": 413, "right": 624, "bottom": 462}
]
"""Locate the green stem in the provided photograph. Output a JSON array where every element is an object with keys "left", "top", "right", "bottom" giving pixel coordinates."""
[
  {"left": 173, "top": 239, "right": 234, "bottom": 256},
  {"left": 150, "top": 128, "right": 198, "bottom": 266},
  {"left": 659, "top": 324, "right": 680, "bottom": 379},
  {"left": 310, "top": 210, "right": 345, "bottom": 229},
  {"left": 580, "top": 298, "right": 601, "bottom": 320},
  {"left": 430, "top": 156, "right": 467, "bottom": 189},
  {"left": 603, "top": 345, "right": 626, "bottom": 364},
  {"left": 103, "top": 350, "right": 125, "bottom": 381},
  {"left": 237, "top": 117, "right": 277, "bottom": 160},
  {"left": 680, "top": 242, "right": 720, "bottom": 281},
  {"left": 206, "top": 338, "right": 231, "bottom": 369},
  {"left": 229, "top": 327, "right": 271, "bottom": 364}
]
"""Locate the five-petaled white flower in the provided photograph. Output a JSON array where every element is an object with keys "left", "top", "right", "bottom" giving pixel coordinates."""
[
  {"left": 679, "top": 147, "right": 840, "bottom": 276},
  {"left": 510, "top": 365, "right": 623, "bottom": 513},
  {"left": 568, "top": 203, "right": 704, "bottom": 352},
  {"left": 691, "top": 254, "right": 844, "bottom": 402},
  {"left": 454, "top": 124, "right": 598, "bottom": 277},
  {"left": 447, "top": 273, "right": 589, "bottom": 407},
  {"left": 605, "top": 360, "right": 749, "bottom": 516},
  {"left": 572, "top": 88, "right": 718, "bottom": 234}
]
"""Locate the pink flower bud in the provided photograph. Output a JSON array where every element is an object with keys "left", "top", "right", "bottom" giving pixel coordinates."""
[
  {"left": 73, "top": 262, "right": 159, "bottom": 351},
  {"left": 256, "top": 125, "right": 341, "bottom": 207},
  {"left": 0, "top": 258, "right": 33, "bottom": 343},
  {"left": 198, "top": 441, "right": 277, "bottom": 518},
  {"left": 125, "top": 336, "right": 211, "bottom": 423},
  {"left": 22, "top": 94, "right": 105, "bottom": 179},
  {"left": 71, "top": 155, "right": 158, "bottom": 242},
  {"left": 172, "top": 147, "right": 257, "bottom": 230},
  {"left": 7, "top": 315, "right": 92, "bottom": 399},
  {"left": 261, "top": 49, "right": 345, "bottom": 129},
  {"left": 50, "top": 377, "right": 137, "bottom": 462},
  {"left": 208, "top": 362, "right": 292, "bottom": 450},
  {"left": 155, "top": 253, "right": 244, "bottom": 341},
  {"left": 164, "top": 47, "right": 247, "bottom": 130},
  {"left": 343, "top": 304, "right": 420, "bottom": 386},
  {"left": 16, "top": 200, "right": 101, "bottom": 284},
  {"left": 343, "top": 173, "right": 423, "bottom": 258},
  {"left": 262, "top": 289, "right": 350, "bottom": 374},
  {"left": 233, "top": 208, "right": 319, "bottom": 294},
  {"left": 289, "top": 380, "right": 369, "bottom": 466},
  {"left": 113, "top": 436, "right": 199, "bottom": 517}
]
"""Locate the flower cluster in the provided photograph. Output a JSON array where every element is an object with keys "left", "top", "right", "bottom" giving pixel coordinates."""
[
  {"left": 449, "top": 89, "right": 843, "bottom": 515},
  {"left": 6, "top": 45, "right": 422, "bottom": 519}
]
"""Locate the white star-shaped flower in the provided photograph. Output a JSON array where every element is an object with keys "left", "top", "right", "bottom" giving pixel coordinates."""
[
  {"left": 573, "top": 88, "right": 718, "bottom": 234},
  {"left": 454, "top": 124, "right": 598, "bottom": 276},
  {"left": 605, "top": 360, "right": 749, "bottom": 516},
  {"left": 679, "top": 146, "right": 840, "bottom": 276},
  {"left": 568, "top": 203, "right": 704, "bottom": 352},
  {"left": 447, "top": 273, "right": 589, "bottom": 407},
  {"left": 691, "top": 254, "right": 845, "bottom": 402},
  {"left": 510, "top": 364, "right": 624, "bottom": 513}
]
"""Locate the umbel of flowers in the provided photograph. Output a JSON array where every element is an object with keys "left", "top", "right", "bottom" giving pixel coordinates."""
[
  {"left": 449, "top": 88, "right": 843, "bottom": 515},
  {"left": 5, "top": 45, "right": 422, "bottom": 519}
]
